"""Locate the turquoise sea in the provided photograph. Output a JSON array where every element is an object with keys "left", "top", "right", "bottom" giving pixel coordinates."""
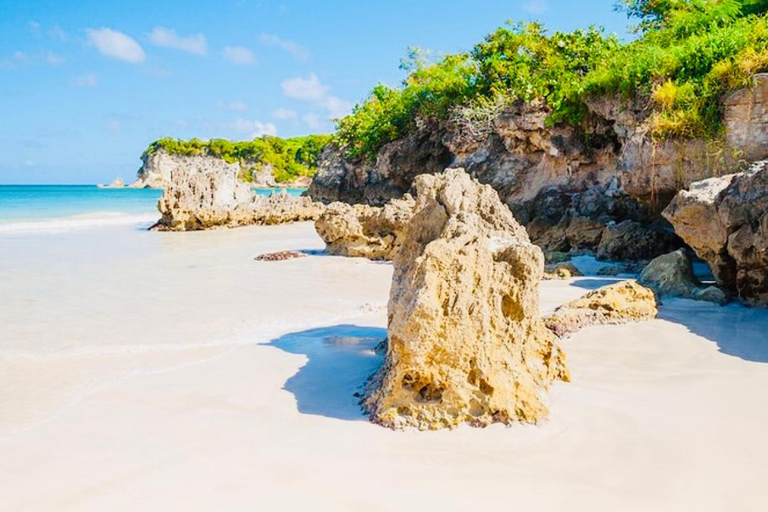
[{"left": 0, "top": 185, "right": 306, "bottom": 232}]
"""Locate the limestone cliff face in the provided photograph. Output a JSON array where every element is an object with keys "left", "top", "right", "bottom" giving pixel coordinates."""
[
  {"left": 364, "top": 169, "right": 568, "bottom": 430},
  {"left": 309, "top": 76, "right": 768, "bottom": 258},
  {"left": 130, "top": 149, "right": 308, "bottom": 189}
]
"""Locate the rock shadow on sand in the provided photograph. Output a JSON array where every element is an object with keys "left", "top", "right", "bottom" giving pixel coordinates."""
[
  {"left": 267, "top": 325, "right": 386, "bottom": 421},
  {"left": 567, "top": 277, "right": 768, "bottom": 363},
  {"left": 657, "top": 300, "right": 768, "bottom": 363}
]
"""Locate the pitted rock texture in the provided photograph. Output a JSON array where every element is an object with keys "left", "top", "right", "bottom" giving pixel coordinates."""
[
  {"left": 544, "top": 280, "right": 658, "bottom": 338},
  {"left": 314, "top": 196, "right": 415, "bottom": 260},
  {"left": 639, "top": 250, "right": 729, "bottom": 304},
  {"left": 364, "top": 168, "right": 569, "bottom": 430},
  {"left": 150, "top": 158, "right": 324, "bottom": 231},
  {"left": 664, "top": 160, "right": 768, "bottom": 304}
]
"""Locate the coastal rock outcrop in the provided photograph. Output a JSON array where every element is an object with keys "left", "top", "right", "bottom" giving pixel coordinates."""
[
  {"left": 364, "top": 168, "right": 569, "bottom": 430},
  {"left": 544, "top": 280, "right": 658, "bottom": 338},
  {"left": 309, "top": 77, "right": 768, "bottom": 259},
  {"left": 151, "top": 157, "right": 324, "bottom": 231},
  {"left": 543, "top": 262, "right": 583, "bottom": 280},
  {"left": 639, "top": 250, "right": 729, "bottom": 304},
  {"left": 130, "top": 149, "right": 311, "bottom": 190},
  {"left": 663, "top": 160, "right": 768, "bottom": 304},
  {"left": 314, "top": 197, "right": 415, "bottom": 260}
]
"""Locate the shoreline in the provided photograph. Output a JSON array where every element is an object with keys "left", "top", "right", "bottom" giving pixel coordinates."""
[{"left": 2, "top": 222, "right": 768, "bottom": 510}]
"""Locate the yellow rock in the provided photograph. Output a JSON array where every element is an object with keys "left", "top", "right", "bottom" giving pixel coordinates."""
[
  {"left": 544, "top": 280, "right": 658, "bottom": 338},
  {"left": 364, "top": 169, "right": 569, "bottom": 430}
]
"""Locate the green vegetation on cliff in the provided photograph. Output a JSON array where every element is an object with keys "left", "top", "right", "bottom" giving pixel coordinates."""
[
  {"left": 142, "top": 135, "right": 331, "bottom": 183},
  {"left": 335, "top": 0, "right": 768, "bottom": 159}
]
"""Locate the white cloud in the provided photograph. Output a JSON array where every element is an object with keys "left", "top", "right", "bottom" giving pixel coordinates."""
[
  {"left": 272, "top": 107, "right": 298, "bottom": 121},
  {"left": 217, "top": 100, "right": 248, "bottom": 112},
  {"left": 523, "top": 0, "right": 548, "bottom": 14},
  {"left": 222, "top": 46, "right": 256, "bottom": 65},
  {"left": 282, "top": 73, "right": 327, "bottom": 102},
  {"left": 1, "top": 52, "right": 30, "bottom": 70},
  {"left": 29, "top": 21, "right": 41, "bottom": 37},
  {"left": 320, "top": 95, "right": 353, "bottom": 119},
  {"left": 231, "top": 119, "right": 277, "bottom": 138},
  {"left": 45, "top": 51, "right": 64, "bottom": 65},
  {"left": 70, "top": 73, "right": 98, "bottom": 87},
  {"left": 48, "top": 25, "right": 68, "bottom": 42},
  {"left": 148, "top": 27, "right": 207, "bottom": 56},
  {"left": 86, "top": 28, "right": 145, "bottom": 64},
  {"left": 12, "top": 51, "right": 30, "bottom": 65},
  {"left": 258, "top": 33, "right": 309, "bottom": 61},
  {"left": 281, "top": 73, "right": 353, "bottom": 120},
  {"left": 302, "top": 113, "right": 322, "bottom": 130}
]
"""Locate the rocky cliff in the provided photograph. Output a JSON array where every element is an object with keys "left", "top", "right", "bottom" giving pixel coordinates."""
[
  {"left": 130, "top": 149, "right": 309, "bottom": 189},
  {"left": 309, "top": 75, "right": 768, "bottom": 259}
]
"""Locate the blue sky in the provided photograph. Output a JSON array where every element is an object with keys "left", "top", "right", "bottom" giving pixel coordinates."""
[{"left": 0, "top": 0, "right": 632, "bottom": 184}]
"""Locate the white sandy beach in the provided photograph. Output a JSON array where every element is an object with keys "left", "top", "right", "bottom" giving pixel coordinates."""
[{"left": 2, "top": 221, "right": 768, "bottom": 511}]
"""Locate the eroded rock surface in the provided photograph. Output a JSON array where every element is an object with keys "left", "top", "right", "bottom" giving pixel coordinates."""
[
  {"left": 364, "top": 168, "right": 568, "bottom": 430},
  {"left": 639, "top": 250, "right": 729, "bottom": 304},
  {"left": 310, "top": 77, "right": 768, "bottom": 258},
  {"left": 151, "top": 159, "right": 324, "bottom": 231},
  {"left": 314, "top": 197, "right": 415, "bottom": 260},
  {"left": 544, "top": 281, "right": 658, "bottom": 338},
  {"left": 663, "top": 160, "right": 768, "bottom": 304}
]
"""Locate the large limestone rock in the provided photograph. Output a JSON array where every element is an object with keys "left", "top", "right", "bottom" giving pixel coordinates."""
[
  {"left": 663, "top": 160, "right": 768, "bottom": 304},
  {"left": 639, "top": 250, "right": 729, "bottom": 304},
  {"left": 314, "top": 197, "right": 415, "bottom": 260},
  {"left": 151, "top": 159, "right": 324, "bottom": 231},
  {"left": 364, "top": 168, "right": 569, "bottom": 430},
  {"left": 544, "top": 280, "right": 658, "bottom": 338}
]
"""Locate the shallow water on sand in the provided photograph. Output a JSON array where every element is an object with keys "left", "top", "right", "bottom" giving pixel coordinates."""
[{"left": 0, "top": 221, "right": 391, "bottom": 433}]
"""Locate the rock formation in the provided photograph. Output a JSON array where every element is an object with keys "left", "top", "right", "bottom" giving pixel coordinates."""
[
  {"left": 309, "top": 76, "right": 768, "bottom": 259},
  {"left": 364, "top": 168, "right": 569, "bottom": 430},
  {"left": 543, "top": 262, "right": 583, "bottom": 280},
  {"left": 97, "top": 177, "right": 125, "bottom": 188},
  {"left": 254, "top": 251, "right": 307, "bottom": 261},
  {"left": 544, "top": 281, "right": 658, "bottom": 338},
  {"left": 663, "top": 160, "right": 768, "bottom": 304},
  {"left": 639, "top": 250, "right": 729, "bottom": 304},
  {"left": 595, "top": 220, "right": 683, "bottom": 261},
  {"left": 130, "top": 149, "right": 311, "bottom": 189},
  {"left": 150, "top": 158, "right": 324, "bottom": 231},
  {"left": 314, "top": 197, "right": 415, "bottom": 260}
]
